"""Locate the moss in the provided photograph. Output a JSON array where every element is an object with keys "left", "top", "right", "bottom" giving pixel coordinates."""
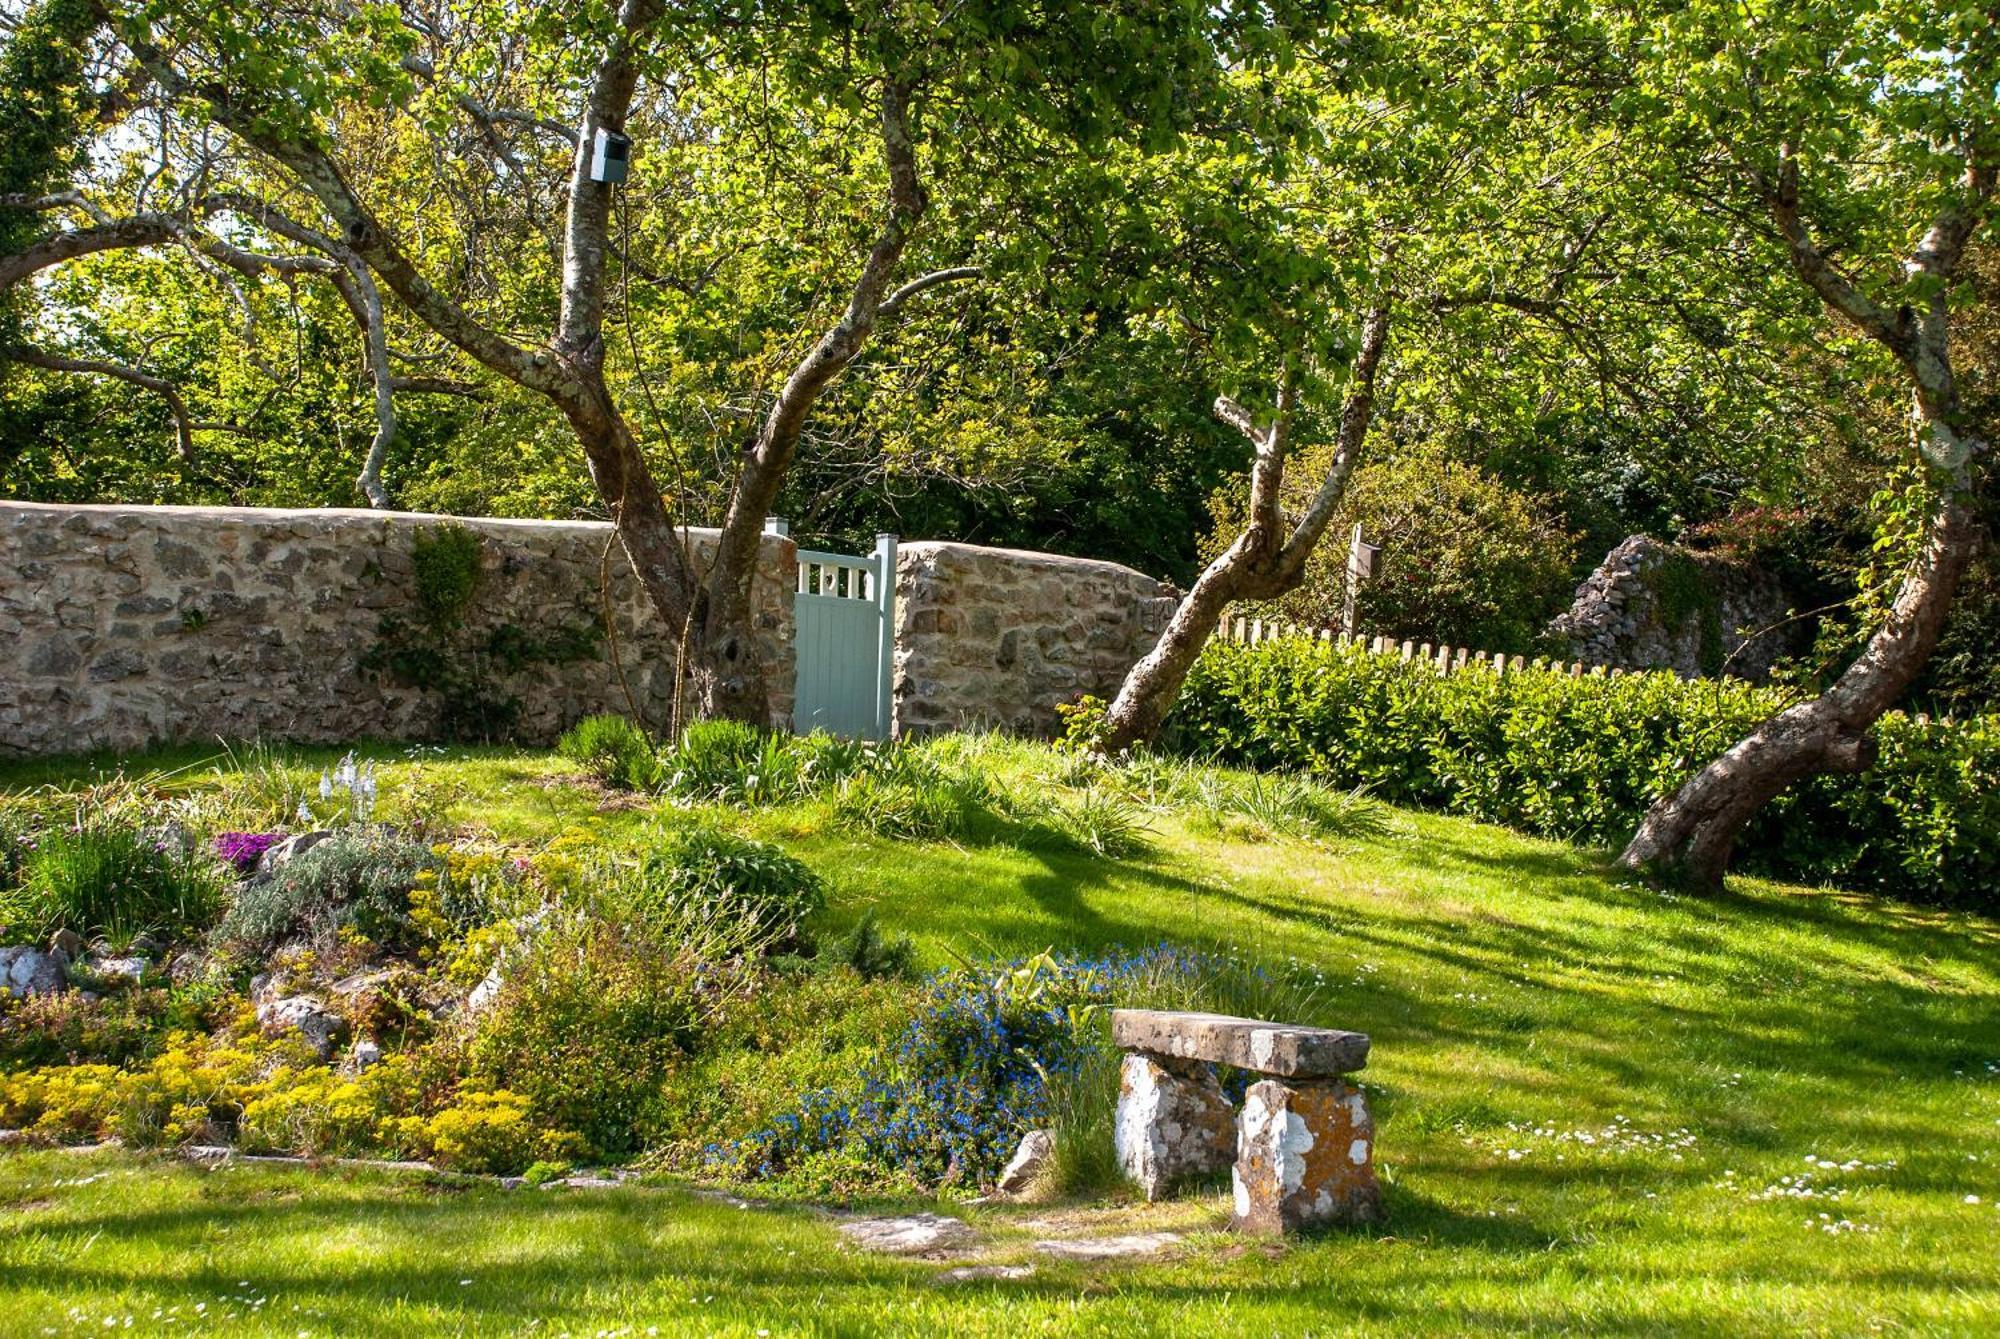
[{"left": 1650, "top": 551, "right": 1726, "bottom": 675}]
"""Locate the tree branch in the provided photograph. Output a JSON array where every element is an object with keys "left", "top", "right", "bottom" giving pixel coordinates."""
[
  {"left": 8, "top": 344, "right": 195, "bottom": 460},
  {"left": 1764, "top": 145, "right": 1911, "bottom": 353},
  {"left": 1276, "top": 302, "right": 1394, "bottom": 576},
  {"left": 878, "top": 266, "right": 982, "bottom": 317},
  {"left": 0, "top": 214, "right": 181, "bottom": 287},
  {"left": 389, "top": 374, "right": 484, "bottom": 397},
  {"left": 124, "top": 38, "right": 553, "bottom": 394}
]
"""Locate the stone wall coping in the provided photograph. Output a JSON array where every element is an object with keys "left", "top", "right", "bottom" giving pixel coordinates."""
[
  {"left": 899, "top": 538, "right": 1171, "bottom": 588},
  {"left": 0, "top": 500, "right": 749, "bottom": 544},
  {"left": 1111, "top": 1007, "right": 1370, "bottom": 1078}
]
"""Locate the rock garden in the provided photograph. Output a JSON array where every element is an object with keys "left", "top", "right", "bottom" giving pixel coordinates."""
[{"left": 1, "top": 725, "right": 1996, "bottom": 1333}]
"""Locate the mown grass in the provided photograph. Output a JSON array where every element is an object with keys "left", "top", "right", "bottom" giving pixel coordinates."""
[{"left": 2, "top": 739, "right": 1997, "bottom": 1335}]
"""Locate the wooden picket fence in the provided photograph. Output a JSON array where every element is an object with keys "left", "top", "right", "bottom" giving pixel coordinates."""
[{"left": 1217, "top": 616, "right": 1625, "bottom": 679}]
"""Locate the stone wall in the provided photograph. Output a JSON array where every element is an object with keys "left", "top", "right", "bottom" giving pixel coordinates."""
[
  {"left": 0, "top": 503, "right": 796, "bottom": 756},
  {"left": 892, "top": 541, "right": 1178, "bottom": 737},
  {"left": 1546, "top": 534, "right": 1803, "bottom": 680}
]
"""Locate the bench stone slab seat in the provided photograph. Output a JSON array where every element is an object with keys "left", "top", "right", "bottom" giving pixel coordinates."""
[
  {"left": 1110, "top": 1008, "right": 1371, "bottom": 1078},
  {"left": 1110, "top": 1007, "right": 1381, "bottom": 1234}
]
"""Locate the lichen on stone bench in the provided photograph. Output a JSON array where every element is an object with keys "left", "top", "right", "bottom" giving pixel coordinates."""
[
  {"left": 1110, "top": 1008, "right": 1370, "bottom": 1078},
  {"left": 1110, "top": 1006, "right": 1382, "bottom": 1234}
]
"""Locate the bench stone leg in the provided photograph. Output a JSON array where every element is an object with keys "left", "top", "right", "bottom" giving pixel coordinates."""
[
  {"left": 1114, "top": 1053, "right": 1236, "bottom": 1200},
  {"left": 1232, "top": 1077, "right": 1382, "bottom": 1233}
]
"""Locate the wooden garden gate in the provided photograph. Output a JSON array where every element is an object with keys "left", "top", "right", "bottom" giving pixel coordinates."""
[{"left": 791, "top": 532, "right": 896, "bottom": 740}]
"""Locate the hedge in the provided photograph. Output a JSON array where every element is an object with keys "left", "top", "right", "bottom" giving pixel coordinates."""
[{"left": 1169, "top": 638, "right": 2000, "bottom": 911}]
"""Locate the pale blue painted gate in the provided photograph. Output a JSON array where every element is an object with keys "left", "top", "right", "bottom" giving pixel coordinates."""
[{"left": 792, "top": 533, "right": 896, "bottom": 740}]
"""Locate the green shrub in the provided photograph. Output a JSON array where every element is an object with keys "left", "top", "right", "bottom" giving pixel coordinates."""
[
  {"left": 637, "top": 826, "right": 825, "bottom": 949},
  {"left": 2, "top": 819, "right": 224, "bottom": 943},
  {"left": 469, "top": 916, "right": 708, "bottom": 1158},
  {"left": 557, "top": 714, "right": 657, "bottom": 790},
  {"left": 217, "top": 829, "right": 441, "bottom": 953},
  {"left": 1172, "top": 638, "right": 2000, "bottom": 909},
  {"left": 823, "top": 913, "right": 917, "bottom": 982},
  {"left": 1054, "top": 694, "right": 1111, "bottom": 753}
]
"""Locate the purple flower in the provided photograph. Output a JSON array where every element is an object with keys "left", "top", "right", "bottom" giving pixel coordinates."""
[{"left": 213, "top": 831, "right": 284, "bottom": 873}]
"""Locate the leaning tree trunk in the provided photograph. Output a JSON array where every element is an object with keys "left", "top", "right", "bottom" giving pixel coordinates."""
[
  {"left": 1100, "top": 535, "right": 1272, "bottom": 752},
  {"left": 1617, "top": 481, "right": 1983, "bottom": 890},
  {"left": 1099, "top": 305, "right": 1393, "bottom": 753},
  {"left": 1617, "top": 147, "right": 1993, "bottom": 891}
]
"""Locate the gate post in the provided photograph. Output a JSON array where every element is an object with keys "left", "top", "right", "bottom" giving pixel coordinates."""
[{"left": 872, "top": 533, "right": 898, "bottom": 739}]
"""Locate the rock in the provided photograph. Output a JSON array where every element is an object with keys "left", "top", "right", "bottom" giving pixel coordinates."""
[
  {"left": 1232, "top": 1077, "right": 1382, "bottom": 1234},
  {"left": 84, "top": 955, "right": 149, "bottom": 988},
  {"left": 252, "top": 831, "right": 334, "bottom": 880},
  {"left": 0, "top": 947, "right": 69, "bottom": 998},
  {"left": 167, "top": 949, "right": 208, "bottom": 984},
  {"left": 330, "top": 969, "right": 395, "bottom": 999},
  {"left": 837, "top": 1213, "right": 978, "bottom": 1255},
  {"left": 257, "top": 995, "right": 349, "bottom": 1059},
  {"left": 1111, "top": 1008, "right": 1370, "bottom": 1078},
  {"left": 1030, "top": 1233, "right": 1181, "bottom": 1261},
  {"left": 465, "top": 964, "right": 505, "bottom": 1013},
  {"left": 348, "top": 1038, "right": 383, "bottom": 1072},
  {"left": 541, "top": 1172, "right": 632, "bottom": 1190},
  {"left": 1113, "top": 1053, "right": 1236, "bottom": 1201},
  {"left": 995, "top": 1129, "right": 1054, "bottom": 1197}
]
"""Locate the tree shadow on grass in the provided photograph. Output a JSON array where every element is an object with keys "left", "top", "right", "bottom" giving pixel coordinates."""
[{"left": 971, "top": 832, "right": 1997, "bottom": 1170}]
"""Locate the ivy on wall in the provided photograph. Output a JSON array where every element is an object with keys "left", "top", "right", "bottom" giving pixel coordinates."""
[
  {"left": 1649, "top": 552, "right": 1727, "bottom": 677},
  {"left": 361, "top": 524, "right": 603, "bottom": 741}
]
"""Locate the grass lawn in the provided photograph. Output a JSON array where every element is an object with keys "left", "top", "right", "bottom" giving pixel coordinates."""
[{"left": 2, "top": 740, "right": 1997, "bottom": 1335}]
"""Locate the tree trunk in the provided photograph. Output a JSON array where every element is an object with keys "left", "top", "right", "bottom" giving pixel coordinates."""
[
  {"left": 693, "top": 79, "right": 931, "bottom": 725},
  {"left": 1617, "top": 481, "right": 1983, "bottom": 890},
  {"left": 1099, "top": 304, "right": 1393, "bottom": 753},
  {"left": 1618, "top": 150, "right": 1992, "bottom": 890},
  {"left": 1100, "top": 540, "right": 1265, "bottom": 752}
]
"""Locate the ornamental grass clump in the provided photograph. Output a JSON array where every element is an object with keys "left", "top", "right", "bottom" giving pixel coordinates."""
[
  {"left": 556, "top": 714, "right": 658, "bottom": 791},
  {"left": 659, "top": 719, "right": 769, "bottom": 801},
  {"left": 0, "top": 815, "right": 225, "bottom": 944},
  {"left": 1186, "top": 770, "right": 1390, "bottom": 844}
]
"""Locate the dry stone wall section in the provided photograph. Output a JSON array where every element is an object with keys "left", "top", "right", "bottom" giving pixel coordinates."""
[
  {"left": 1546, "top": 534, "right": 1803, "bottom": 681},
  {"left": 892, "top": 541, "right": 1178, "bottom": 737},
  {"left": 0, "top": 502, "right": 796, "bottom": 756}
]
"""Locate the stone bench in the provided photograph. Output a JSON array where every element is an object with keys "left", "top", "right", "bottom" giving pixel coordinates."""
[{"left": 1110, "top": 1008, "right": 1380, "bottom": 1233}]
